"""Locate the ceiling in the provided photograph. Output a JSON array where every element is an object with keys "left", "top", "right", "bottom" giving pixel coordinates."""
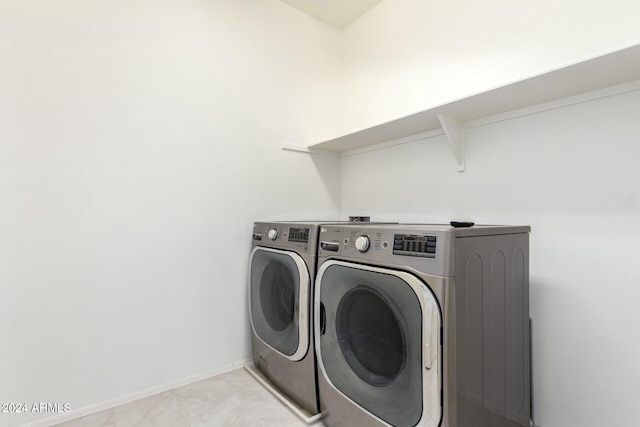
[{"left": 279, "top": 0, "right": 384, "bottom": 29}]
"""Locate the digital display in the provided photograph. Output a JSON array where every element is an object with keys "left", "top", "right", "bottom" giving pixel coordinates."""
[
  {"left": 393, "top": 234, "right": 437, "bottom": 258},
  {"left": 288, "top": 227, "right": 310, "bottom": 243}
]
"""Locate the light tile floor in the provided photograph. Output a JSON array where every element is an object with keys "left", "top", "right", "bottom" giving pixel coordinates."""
[{"left": 56, "top": 368, "right": 323, "bottom": 427}]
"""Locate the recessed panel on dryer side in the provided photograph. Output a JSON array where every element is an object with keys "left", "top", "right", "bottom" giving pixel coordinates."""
[{"left": 454, "top": 232, "right": 531, "bottom": 427}]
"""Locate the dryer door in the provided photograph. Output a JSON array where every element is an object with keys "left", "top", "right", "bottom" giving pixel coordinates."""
[
  {"left": 249, "top": 247, "right": 310, "bottom": 361},
  {"left": 316, "top": 260, "right": 442, "bottom": 427}
]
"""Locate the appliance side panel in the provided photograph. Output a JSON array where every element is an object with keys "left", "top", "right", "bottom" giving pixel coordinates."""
[{"left": 454, "top": 233, "right": 530, "bottom": 427}]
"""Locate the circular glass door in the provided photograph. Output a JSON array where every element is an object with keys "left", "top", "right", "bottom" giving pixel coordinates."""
[
  {"left": 250, "top": 247, "right": 310, "bottom": 361},
  {"left": 336, "top": 286, "right": 405, "bottom": 387},
  {"left": 316, "top": 260, "right": 442, "bottom": 427},
  {"left": 260, "top": 260, "right": 296, "bottom": 332}
]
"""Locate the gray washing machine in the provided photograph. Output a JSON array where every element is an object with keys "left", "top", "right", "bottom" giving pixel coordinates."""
[
  {"left": 248, "top": 221, "right": 323, "bottom": 419},
  {"left": 314, "top": 223, "right": 531, "bottom": 427}
]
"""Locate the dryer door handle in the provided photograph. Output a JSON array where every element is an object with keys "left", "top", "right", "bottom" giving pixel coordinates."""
[
  {"left": 425, "top": 316, "right": 432, "bottom": 370},
  {"left": 424, "top": 302, "right": 438, "bottom": 370},
  {"left": 319, "top": 303, "right": 326, "bottom": 336}
]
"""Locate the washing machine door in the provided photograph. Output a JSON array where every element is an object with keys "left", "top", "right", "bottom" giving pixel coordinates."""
[
  {"left": 249, "top": 246, "right": 310, "bottom": 361},
  {"left": 316, "top": 260, "right": 442, "bottom": 427}
]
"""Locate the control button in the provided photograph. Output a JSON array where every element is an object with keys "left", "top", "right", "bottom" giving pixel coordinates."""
[
  {"left": 382, "top": 241, "right": 389, "bottom": 249},
  {"left": 355, "top": 236, "right": 370, "bottom": 253},
  {"left": 268, "top": 229, "right": 278, "bottom": 240}
]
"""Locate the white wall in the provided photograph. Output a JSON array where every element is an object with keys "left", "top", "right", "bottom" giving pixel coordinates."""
[
  {"left": 0, "top": 1, "right": 340, "bottom": 425},
  {"left": 337, "top": 2, "right": 640, "bottom": 425},
  {"left": 338, "top": 0, "right": 640, "bottom": 135}
]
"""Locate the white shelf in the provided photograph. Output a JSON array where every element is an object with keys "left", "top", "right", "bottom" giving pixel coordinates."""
[{"left": 287, "top": 43, "right": 640, "bottom": 170}]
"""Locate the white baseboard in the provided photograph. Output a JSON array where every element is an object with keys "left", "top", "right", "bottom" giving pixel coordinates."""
[{"left": 21, "top": 358, "right": 252, "bottom": 427}]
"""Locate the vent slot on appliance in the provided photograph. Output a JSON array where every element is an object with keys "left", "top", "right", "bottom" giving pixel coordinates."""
[
  {"left": 288, "top": 227, "right": 310, "bottom": 243},
  {"left": 393, "top": 234, "right": 436, "bottom": 258}
]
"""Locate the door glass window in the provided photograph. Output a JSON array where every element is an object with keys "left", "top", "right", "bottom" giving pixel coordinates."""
[
  {"left": 260, "top": 260, "right": 296, "bottom": 332},
  {"left": 250, "top": 249, "right": 307, "bottom": 357},
  {"left": 336, "top": 287, "right": 405, "bottom": 386}
]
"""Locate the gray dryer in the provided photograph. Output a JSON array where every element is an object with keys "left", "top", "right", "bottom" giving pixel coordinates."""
[{"left": 314, "top": 223, "right": 531, "bottom": 427}]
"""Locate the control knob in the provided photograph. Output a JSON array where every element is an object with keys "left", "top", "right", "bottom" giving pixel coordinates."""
[
  {"left": 268, "top": 228, "right": 278, "bottom": 240},
  {"left": 355, "top": 235, "right": 370, "bottom": 252}
]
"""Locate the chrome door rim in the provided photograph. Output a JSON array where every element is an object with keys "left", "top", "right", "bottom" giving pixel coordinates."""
[{"left": 249, "top": 246, "right": 310, "bottom": 361}]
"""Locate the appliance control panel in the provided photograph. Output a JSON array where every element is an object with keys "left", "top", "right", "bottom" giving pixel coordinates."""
[
  {"left": 317, "top": 225, "right": 454, "bottom": 277},
  {"left": 317, "top": 224, "right": 528, "bottom": 277},
  {"left": 288, "top": 227, "right": 310, "bottom": 243},
  {"left": 393, "top": 234, "right": 437, "bottom": 258},
  {"left": 252, "top": 222, "right": 317, "bottom": 254}
]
